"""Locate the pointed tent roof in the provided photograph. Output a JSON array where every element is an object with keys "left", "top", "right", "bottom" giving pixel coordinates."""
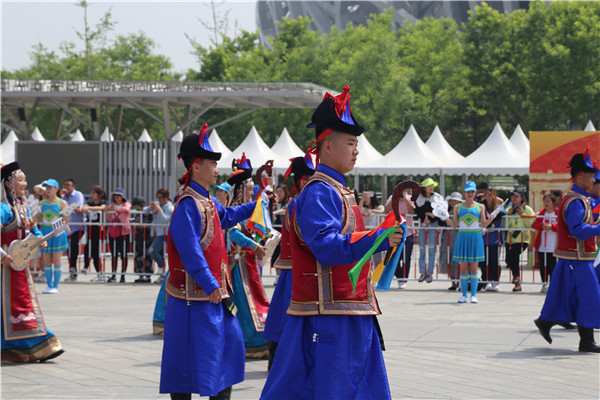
[
  {"left": 509, "top": 124, "right": 529, "bottom": 158},
  {"left": 353, "top": 133, "right": 384, "bottom": 171},
  {"left": 31, "top": 127, "right": 45, "bottom": 141},
  {"left": 138, "top": 129, "right": 153, "bottom": 142},
  {"left": 1, "top": 130, "right": 19, "bottom": 164},
  {"left": 70, "top": 129, "right": 85, "bottom": 142},
  {"left": 208, "top": 129, "right": 232, "bottom": 159},
  {"left": 443, "top": 122, "right": 528, "bottom": 175},
  {"left": 425, "top": 126, "right": 464, "bottom": 164},
  {"left": 100, "top": 127, "right": 114, "bottom": 142},
  {"left": 218, "top": 126, "right": 288, "bottom": 175},
  {"left": 271, "top": 128, "right": 304, "bottom": 160},
  {"left": 358, "top": 125, "right": 443, "bottom": 174},
  {"left": 584, "top": 120, "right": 596, "bottom": 131},
  {"left": 171, "top": 130, "right": 183, "bottom": 142}
]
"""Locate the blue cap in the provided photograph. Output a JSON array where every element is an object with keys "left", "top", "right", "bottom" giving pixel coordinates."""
[
  {"left": 214, "top": 182, "right": 231, "bottom": 192},
  {"left": 464, "top": 181, "right": 476, "bottom": 192},
  {"left": 42, "top": 178, "right": 60, "bottom": 188}
]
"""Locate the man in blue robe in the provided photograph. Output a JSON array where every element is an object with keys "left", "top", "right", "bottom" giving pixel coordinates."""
[
  {"left": 535, "top": 150, "right": 600, "bottom": 353},
  {"left": 159, "top": 124, "right": 256, "bottom": 400},
  {"left": 261, "top": 86, "right": 404, "bottom": 400}
]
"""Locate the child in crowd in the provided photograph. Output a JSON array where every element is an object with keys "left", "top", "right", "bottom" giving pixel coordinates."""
[
  {"left": 39, "top": 179, "right": 69, "bottom": 294},
  {"left": 532, "top": 193, "right": 558, "bottom": 293},
  {"left": 449, "top": 181, "right": 493, "bottom": 303}
]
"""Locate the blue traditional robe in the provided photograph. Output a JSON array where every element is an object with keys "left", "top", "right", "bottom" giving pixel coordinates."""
[
  {"left": 159, "top": 181, "right": 255, "bottom": 396},
  {"left": 261, "top": 164, "right": 391, "bottom": 400},
  {"left": 539, "top": 185, "right": 600, "bottom": 328}
]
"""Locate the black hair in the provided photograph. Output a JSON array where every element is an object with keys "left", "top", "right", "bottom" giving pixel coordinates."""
[{"left": 131, "top": 196, "right": 145, "bottom": 208}]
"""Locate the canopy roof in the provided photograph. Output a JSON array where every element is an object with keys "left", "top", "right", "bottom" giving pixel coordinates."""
[
  {"left": 443, "top": 123, "right": 528, "bottom": 175},
  {"left": 354, "top": 133, "right": 384, "bottom": 168},
  {"left": 270, "top": 128, "right": 304, "bottom": 161},
  {"left": 209, "top": 129, "right": 232, "bottom": 159},
  {"left": 31, "top": 127, "right": 45, "bottom": 141},
  {"left": 218, "top": 126, "right": 288, "bottom": 175},
  {"left": 585, "top": 120, "right": 596, "bottom": 131},
  {"left": 100, "top": 127, "right": 114, "bottom": 142},
  {"left": 70, "top": 129, "right": 85, "bottom": 142},
  {"left": 1, "top": 130, "right": 18, "bottom": 164},
  {"left": 357, "top": 125, "right": 442, "bottom": 174},
  {"left": 425, "top": 126, "right": 464, "bottom": 165},
  {"left": 509, "top": 124, "right": 529, "bottom": 158},
  {"left": 138, "top": 129, "right": 152, "bottom": 142},
  {"left": 171, "top": 130, "right": 183, "bottom": 142}
]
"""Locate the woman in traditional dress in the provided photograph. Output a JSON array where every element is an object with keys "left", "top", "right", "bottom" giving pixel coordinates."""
[
  {"left": 226, "top": 154, "right": 270, "bottom": 359},
  {"left": 1, "top": 162, "right": 64, "bottom": 362}
]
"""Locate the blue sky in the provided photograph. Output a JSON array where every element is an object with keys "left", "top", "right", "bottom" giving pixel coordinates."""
[{"left": 1, "top": 0, "right": 257, "bottom": 73}]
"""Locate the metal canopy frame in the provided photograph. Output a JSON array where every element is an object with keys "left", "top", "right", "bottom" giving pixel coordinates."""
[{"left": 1, "top": 79, "right": 331, "bottom": 140}]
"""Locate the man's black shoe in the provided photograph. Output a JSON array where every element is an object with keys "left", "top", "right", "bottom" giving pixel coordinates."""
[
  {"left": 578, "top": 326, "right": 600, "bottom": 353},
  {"left": 534, "top": 318, "right": 554, "bottom": 344}
]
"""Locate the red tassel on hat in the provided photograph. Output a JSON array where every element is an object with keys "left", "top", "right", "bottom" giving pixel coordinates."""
[{"left": 197, "top": 123, "right": 208, "bottom": 146}]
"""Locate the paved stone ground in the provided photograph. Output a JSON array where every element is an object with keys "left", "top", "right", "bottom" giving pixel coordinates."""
[{"left": 2, "top": 275, "right": 598, "bottom": 400}]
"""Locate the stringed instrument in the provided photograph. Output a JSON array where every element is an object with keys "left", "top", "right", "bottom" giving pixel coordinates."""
[
  {"left": 59, "top": 201, "right": 82, "bottom": 216},
  {"left": 8, "top": 219, "right": 67, "bottom": 271}
]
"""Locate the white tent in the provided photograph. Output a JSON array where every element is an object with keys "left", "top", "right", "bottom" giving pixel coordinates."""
[
  {"left": 100, "top": 127, "right": 114, "bottom": 142},
  {"left": 358, "top": 125, "right": 443, "bottom": 175},
  {"left": 70, "top": 129, "right": 85, "bottom": 142},
  {"left": 209, "top": 129, "right": 232, "bottom": 159},
  {"left": 443, "top": 122, "right": 528, "bottom": 175},
  {"left": 509, "top": 124, "right": 529, "bottom": 158},
  {"left": 353, "top": 133, "right": 384, "bottom": 169},
  {"left": 425, "top": 126, "right": 464, "bottom": 164},
  {"left": 138, "top": 129, "right": 153, "bottom": 142},
  {"left": 218, "top": 126, "right": 288, "bottom": 175},
  {"left": 1, "top": 130, "right": 19, "bottom": 164},
  {"left": 271, "top": 128, "right": 304, "bottom": 161},
  {"left": 584, "top": 120, "right": 596, "bottom": 131},
  {"left": 31, "top": 127, "right": 45, "bottom": 141},
  {"left": 171, "top": 130, "right": 183, "bottom": 142}
]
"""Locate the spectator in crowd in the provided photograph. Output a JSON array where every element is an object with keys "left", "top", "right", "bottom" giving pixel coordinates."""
[
  {"left": 104, "top": 188, "right": 131, "bottom": 283},
  {"left": 551, "top": 190, "right": 563, "bottom": 205},
  {"left": 475, "top": 182, "right": 488, "bottom": 204},
  {"left": 131, "top": 196, "right": 154, "bottom": 283},
  {"left": 39, "top": 179, "right": 69, "bottom": 294},
  {"left": 62, "top": 178, "right": 85, "bottom": 281},
  {"left": 33, "top": 183, "right": 47, "bottom": 202},
  {"left": 505, "top": 188, "right": 535, "bottom": 292},
  {"left": 359, "top": 191, "right": 384, "bottom": 229},
  {"left": 532, "top": 193, "right": 558, "bottom": 293},
  {"left": 481, "top": 188, "right": 505, "bottom": 292},
  {"left": 144, "top": 188, "right": 174, "bottom": 284},
  {"left": 415, "top": 177, "right": 444, "bottom": 283},
  {"left": 384, "top": 185, "right": 415, "bottom": 289},
  {"left": 272, "top": 184, "right": 290, "bottom": 226},
  {"left": 440, "top": 192, "right": 463, "bottom": 291},
  {"left": 81, "top": 185, "right": 107, "bottom": 282},
  {"left": 214, "top": 181, "right": 231, "bottom": 206}
]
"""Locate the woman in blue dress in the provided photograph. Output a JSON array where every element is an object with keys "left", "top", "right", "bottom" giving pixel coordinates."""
[
  {"left": 39, "top": 179, "right": 69, "bottom": 294},
  {"left": 450, "top": 181, "right": 494, "bottom": 304}
]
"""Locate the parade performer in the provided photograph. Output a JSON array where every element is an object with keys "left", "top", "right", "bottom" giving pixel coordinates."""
[
  {"left": 261, "top": 85, "right": 404, "bottom": 400},
  {"left": 152, "top": 270, "right": 168, "bottom": 335},
  {"left": 226, "top": 154, "right": 270, "bottom": 359},
  {"left": 39, "top": 179, "right": 69, "bottom": 294},
  {"left": 1, "top": 162, "right": 64, "bottom": 362},
  {"left": 263, "top": 154, "right": 315, "bottom": 371},
  {"left": 534, "top": 150, "right": 600, "bottom": 353},
  {"left": 159, "top": 124, "right": 257, "bottom": 399}
]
